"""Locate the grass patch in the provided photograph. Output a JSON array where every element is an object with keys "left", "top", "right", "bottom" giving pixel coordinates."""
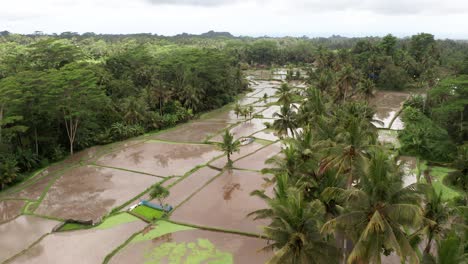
[
  {"left": 59, "top": 222, "right": 91, "bottom": 231},
  {"left": 254, "top": 138, "right": 274, "bottom": 146},
  {"left": 132, "top": 220, "right": 193, "bottom": 243},
  {"left": 96, "top": 213, "right": 140, "bottom": 230},
  {"left": 132, "top": 205, "right": 165, "bottom": 221},
  {"left": 428, "top": 166, "right": 462, "bottom": 200}
]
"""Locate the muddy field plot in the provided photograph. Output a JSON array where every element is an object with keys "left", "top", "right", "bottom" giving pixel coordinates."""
[
  {"left": 371, "top": 91, "right": 410, "bottom": 130},
  {"left": 110, "top": 226, "right": 272, "bottom": 264},
  {"left": 210, "top": 142, "right": 265, "bottom": 169},
  {"left": 35, "top": 166, "right": 160, "bottom": 221},
  {"left": 152, "top": 121, "right": 230, "bottom": 143},
  {"left": 234, "top": 143, "right": 282, "bottom": 171},
  {"left": 260, "top": 105, "right": 281, "bottom": 118},
  {"left": 0, "top": 215, "right": 60, "bottom": 263},
  {"left": 162, "top": 167, "right": 221, "bottom": 207},
  {"left": 10, "top": 218, "right": 146, "bottom": 264},
  {"left": 96, "top": 141, "right": 222, "bottom": 177},
  {"left": 0, "top": 200, "right": 25, "bottom": 223},
  {"left": 171, "top": 170, "right": 273, "bottom": 234},
  {"left": 253, "top": 130, "right": 279, "bottom": 142},
  {"left": 210, "top": 119, "right": 270, "bottom": 142}
]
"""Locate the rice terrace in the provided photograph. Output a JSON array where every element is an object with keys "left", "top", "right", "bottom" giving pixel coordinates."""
[{"left": 0, "top": 1, "right": 467, "bottom": 263}]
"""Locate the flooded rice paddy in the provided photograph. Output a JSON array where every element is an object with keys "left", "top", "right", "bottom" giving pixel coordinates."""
[
  {"left": 110, "top": 225, "right": 272, "bottom": 264},
  {"left": 170, "top": 170, "right": 273, "bottom": 234},
  {"left": 371, "top": 91, "right": 410, "bottom": 130},
  {"left": 0, "top": 215, "right": 60, "bottom": 262},
  {"left": 0, "top": 75, "right": 421, "bottom": 263},
  {"left": 96, "top": 141, "right": 222, "bottom": 177},
  {"left": 35, "top": 166, "right": 160, "bottom": 221},
  {"left": 9, "top": 217, "right": 146, "bottom": 264},
  {"left": 0, "top": 200, "right": 25, "bottom": 223}
]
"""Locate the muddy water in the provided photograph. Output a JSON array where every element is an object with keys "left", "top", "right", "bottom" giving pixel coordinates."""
[
  {"left": 152, "top": 121, "right": 229, "bottom": 143},
  {"left": 253, "top": 130, "right": 280, "bottom": 141},
  {"left": 171, "top": 170, "right": 273, "bottom": 234},
  {"left": 234, "top": 143, "right": 282, "bottom": 171},
  {"left": 238, "top": 97, "right": 260, "bottom": 106},
  {"left": 398, "top": 156, "right": 418, "bottom": 187},
  {"left": 4, "top": 173, "right": 59, "bottom": 200},
  {"left": 96, "top": 141, "right": 222, "bottom": 177},
  {"left": 210, "top": 142, "right": 265, "bottom": 169},
  {"left": 10, "top": 220, "right": 146, "bottom": 264},
  {"left": 371, "top": 91, "right": 410, "bottom": 130},
  {"left": 210, "top": 119, "right": 270, "bottom": 143},
  {"left": 260, "top": 105, "right": 281, "bottom": 118},
  {"left": 110, "top": 229, "right": 272, "bottom": 264},
  {"left": 0, "top": 215, "right": 59, "bottom": 262},
  {"left": 0, "top": 200, "right": 25, "bottom": 223},
  {"left": 162, "top": 167, "right": 220, "bottom": 207},
  {"left": 35, "top": 166, "right": 160, "bottom": 221}
]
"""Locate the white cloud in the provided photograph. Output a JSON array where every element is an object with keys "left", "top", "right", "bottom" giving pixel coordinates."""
[{"left": 1, "top": 0, "right": 467, "bottom": 38}]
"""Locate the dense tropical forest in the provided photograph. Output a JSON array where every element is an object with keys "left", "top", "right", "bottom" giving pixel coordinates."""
[{"left": 0, "top": 31, "right": 467, "bottom": 263}]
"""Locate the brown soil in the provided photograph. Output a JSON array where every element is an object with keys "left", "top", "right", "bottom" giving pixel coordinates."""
[
  {"left": 96, "top": 141, "right": 222, "bottom": 177},
  {"left": 0, "top": 200, "right": 25, "bottom": 223},
  {"left": 35, "top": 166, "right": 160, "bottom": 221},
  {"left": 161, "top": 167, "right": 220, "bottom": 207},
  {"left": 210, "top": 142, "right": 264, "bottom": 169},
  {"left": 210, "top": 119, "right": 270, "bottom": 142},
  {"left": 152, "top": 121, "right": 229, "bottom": 143},
  {"left": 260, "top": 105, "right": 281, "bottom": 118},
  {"left": 171, "top": 170, "right": 273, "bottom": 234},
  {"left": 109, "top": 229, "right": 272, "bottom": 264},
  {"left": 253, "top": 131, "right": 279, "bottom": 142},
  {"left": 10, "top": 220, "right": 146, "bottom": 264},
  {"left": 234, "top": 143, "right": 282, "bottom": 171},
  {"left": 0, "top": 215, "right": 59, "bottom": 263}
]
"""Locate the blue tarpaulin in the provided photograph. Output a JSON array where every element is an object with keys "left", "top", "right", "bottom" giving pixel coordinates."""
[{"left": 140, "top": 200, "right": 173, "bottom": 212}]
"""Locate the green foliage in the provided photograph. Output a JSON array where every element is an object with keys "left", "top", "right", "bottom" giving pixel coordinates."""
[
  {"left": 378, "top": 64, "right": 410, "bottom": 90},
  {"left": 217, "top": 130, "right": 241, "bottom": 167},
  {"left": 399, "top": 107, "right": 456, "bottom": 162},
  {"left": 132, "top": 205, "right": 164, "bottom": 221},
  {"left": 0, "top": 155, "right": 19, "bottom": 189},
  {"left": 149, "top": 184, "right": 170, "bottom": 206}
]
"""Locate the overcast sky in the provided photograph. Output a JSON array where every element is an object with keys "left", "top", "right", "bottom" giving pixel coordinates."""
[{"left": 2, "top": 0, "right": 467, "bottom": 39}]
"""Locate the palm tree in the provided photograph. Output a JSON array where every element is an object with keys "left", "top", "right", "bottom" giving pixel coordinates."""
[
  {"left": 422, "top": 232, "right": 467, "bottom": 264},
  {"left": 357, "top": 78, "right": 375, "bottom": 100},
  {"left": 217, "top": 130, "right": 240, "bottom": 168},
  {"left": 250, "top": 186, "right": 340, "bottom": 264},
  {"left": 323, "top": 115, "right": 376, "bottom": 187},
  {"left": 276, "top": 83, "right": 294, "bottom": 105},
  {"left": 336, "top": 65, "right": 359, "bottom": 102},
  {"left": 322, "top": 150, "right": 423, "bottom": 264},
  {"left": 179, "top": 84, "right": 203, "bottom": 111},
  {"left": 234, "top": 103, "right": 242, "bottom": 118},
  {"left": 273, "top": 104, "right": 298, "bottom": 138},
  {"left": 248, "top": 105, "right": 255, "bottom": 118},
  {"left": 121, "top": 96, "right": 148, "bottom": 125}
]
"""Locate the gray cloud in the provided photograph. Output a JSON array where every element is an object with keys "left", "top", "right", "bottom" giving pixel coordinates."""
[
  {"left": 145, "top": 0, "right": 240, "bottom": 6},
  {"left": 296, "top": 0, "right": 468, "bottom": 15}
]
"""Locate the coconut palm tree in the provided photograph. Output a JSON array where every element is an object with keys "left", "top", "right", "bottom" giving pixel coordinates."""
[
  {"left": 322, "top": 150, "right": 423, "bottom": 264},
  {"left": 422, "top": 232, "right": 467, "bottom": 264},
  {"left": 234, "top": 103, "right": 242, "bottom": 118},
  {"left": 276, "top": 83, "right": 294, "bottom": 105},
  {"left": 336, "top": 65, "right": 359, "bottom": 102},
  {"left": 357, "top": 78, "right": 375, "bottom": 100},
  {"left": 273, "top": 104, "right": 298, "bottom": 138},
  {"left": 250, "top": 185, "right": 340, "bottom": 264},
  {"left": 322, "top": 115, "right": 377, "bottom": 187},
  {"left": 217, "top": 130, "right": 240, "bottom": 168},
  {"left": 179, "top": 84, "right": 203, "bottom": 111}
]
